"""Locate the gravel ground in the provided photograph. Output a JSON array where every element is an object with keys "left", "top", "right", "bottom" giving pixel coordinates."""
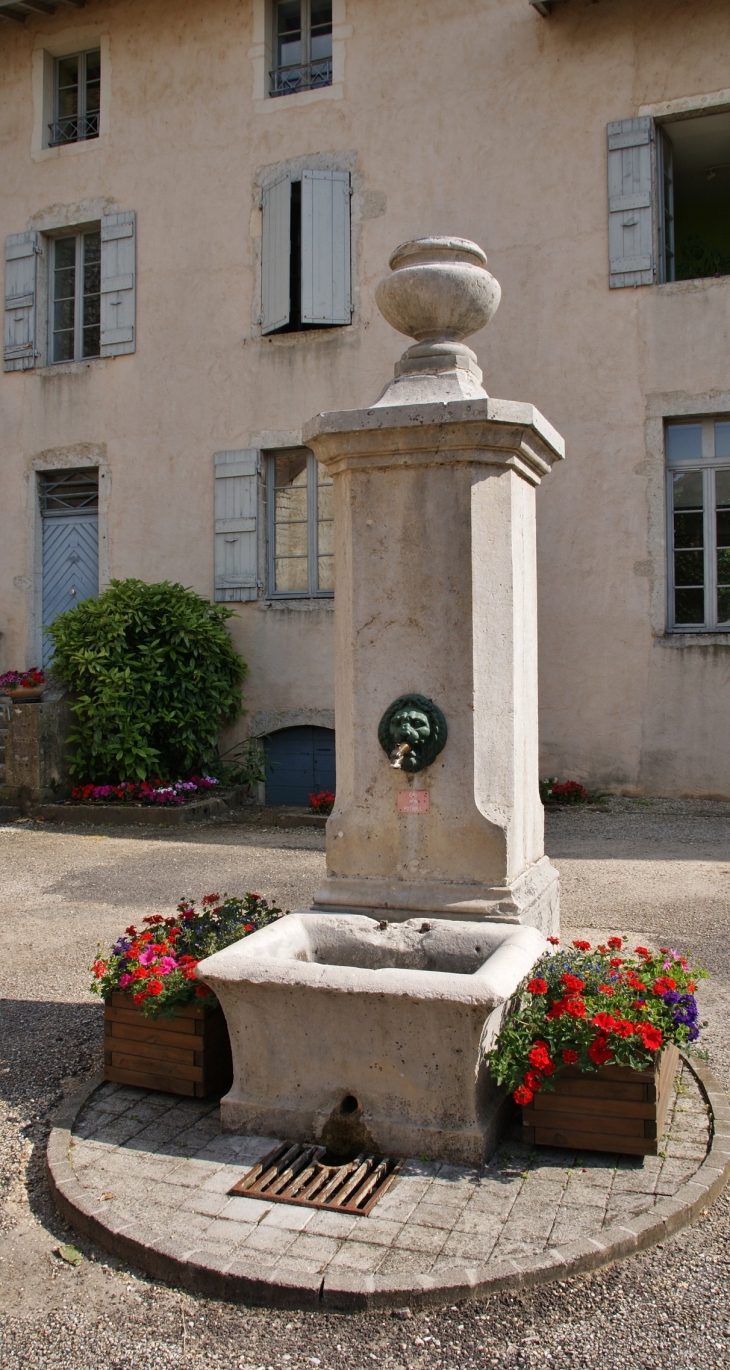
[{"left": 1, "top": 799, "right": 729, "bottom": 1369}]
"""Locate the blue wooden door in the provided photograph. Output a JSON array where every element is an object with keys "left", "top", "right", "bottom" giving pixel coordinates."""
[
  {"left": 41, "top": 514, "right": 99, "bottom": 665},
  {"left": 264, "top": 726, "right": 336, "bottom": 806}
]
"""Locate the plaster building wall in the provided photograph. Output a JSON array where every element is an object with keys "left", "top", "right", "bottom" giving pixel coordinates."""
[{"left": 0, "top": 0, "right": 728, "bottom": 795}]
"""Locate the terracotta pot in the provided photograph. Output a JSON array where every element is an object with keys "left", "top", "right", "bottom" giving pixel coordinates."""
[
  {"left": 104, "top": 991, "right": 233, "bottom": 1098},
  {"left": 519, "top": 1043, "right": 679, "bottom": 1156},
  {"left": 6, "top": 685, "right": 45, "bottom": 702}
]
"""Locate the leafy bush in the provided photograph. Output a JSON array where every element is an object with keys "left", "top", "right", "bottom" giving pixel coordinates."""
[{"left": 46, "top": 579, "right": 247, "bottom": 782}]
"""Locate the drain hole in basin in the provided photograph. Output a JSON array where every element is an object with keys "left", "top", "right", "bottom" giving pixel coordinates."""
[
  {"left": 340, "top": 1094, "right": 359, "bottom": 1115},
  {"left": 321, "top": 1095, "right": 378, "bottom": 1163}
]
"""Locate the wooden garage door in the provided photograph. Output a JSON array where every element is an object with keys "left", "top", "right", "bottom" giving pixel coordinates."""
[{"left": 264, "top": 726, "right": 336, "bottom": 807}]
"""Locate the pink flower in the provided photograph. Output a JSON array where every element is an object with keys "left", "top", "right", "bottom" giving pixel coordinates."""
[
  {"left": 138, "top": 947, "right": 158, "bottom": 966},
  {"left": 119, "top": 973, "right": 133, "bottom": 988},
  {"left": 157, "top": 956, "right": 178, "bottom": 975}
]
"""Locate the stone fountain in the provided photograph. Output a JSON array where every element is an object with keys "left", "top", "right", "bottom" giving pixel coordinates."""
[{"left": 199, "top": 237, "right": 565, "bottom": 1165}]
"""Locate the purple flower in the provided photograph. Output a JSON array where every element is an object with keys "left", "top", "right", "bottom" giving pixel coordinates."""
[{"left": 662, "top": 990, "right": 680, "bottom": 1006}]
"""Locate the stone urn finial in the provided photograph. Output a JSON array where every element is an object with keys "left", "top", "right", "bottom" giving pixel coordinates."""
[{"left": 373, "top": 236, "right": 501, "bottom": 405}]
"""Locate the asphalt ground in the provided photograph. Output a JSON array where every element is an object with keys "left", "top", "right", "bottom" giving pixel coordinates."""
[{"left": 1, "top": 798, "right": 729, "bottom": 1370}]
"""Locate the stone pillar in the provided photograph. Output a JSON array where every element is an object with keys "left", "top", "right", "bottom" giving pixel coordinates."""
[{"left": 303, "top": 239, "right": 564, "bottom": 931}]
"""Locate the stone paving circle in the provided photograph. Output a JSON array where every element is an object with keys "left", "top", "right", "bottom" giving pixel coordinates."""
[{"left": 48, "top": 1056, "right": 730, "bottom": 1312}]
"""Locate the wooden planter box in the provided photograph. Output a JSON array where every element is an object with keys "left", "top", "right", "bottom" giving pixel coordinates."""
[
  {"left": 519, "top": 1043, "right": 679, "bottom": 1156},
  {"left": 104, "top": 991, "right": 233, "bottom": 1098}
]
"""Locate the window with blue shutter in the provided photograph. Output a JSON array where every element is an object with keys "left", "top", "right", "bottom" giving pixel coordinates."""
[
  {"left": 4, "top": 231, "right": 39, "bottom": 372},
  {"left": 214, "top": 449, "right": 260, "bottom": 602},
  {"left": 607, "top": 118, "right": 656, "bottom": 288},
  {"left": 261, "top": 167, "right": 351, "bottom": 333}
]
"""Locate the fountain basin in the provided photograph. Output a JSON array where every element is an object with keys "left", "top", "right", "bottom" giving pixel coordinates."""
[{"left": 197, "top": 914, "right": 547, "bottom": 1165}]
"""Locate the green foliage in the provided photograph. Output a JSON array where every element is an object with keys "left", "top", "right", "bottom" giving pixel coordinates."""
[
  {"left": 676, "top": 235, "right": 730, "bottom": 281},
  {"left": 206, "top": 737, "right": 268, "bottom": 789},
  {"left": 46, "top": 579, "right": 247, "bottom": 782}
]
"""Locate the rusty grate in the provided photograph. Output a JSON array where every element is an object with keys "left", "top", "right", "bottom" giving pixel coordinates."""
[{"left": 229, "top": 1141, "right": 402, "bottom": 1216}]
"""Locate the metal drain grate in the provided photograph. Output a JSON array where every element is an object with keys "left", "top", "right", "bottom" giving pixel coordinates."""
[{"left": 229, "top": 1140, "right": 402, "bottom": 1216}]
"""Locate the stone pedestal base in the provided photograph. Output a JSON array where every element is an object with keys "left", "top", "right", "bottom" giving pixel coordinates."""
[{"left": 312, "top": 854, "right": 559, "bottom": 936}]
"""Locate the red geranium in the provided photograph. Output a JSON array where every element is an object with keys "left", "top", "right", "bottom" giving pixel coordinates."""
[
  {"left": 524, "top": 1070, "right": 543, "bottom": 1092},
  {"left": 572, "top": 940, "right": 591, "bottom": 951},
  {"left": 562, "top": 1049, "right": 579, "bottom": 1064},
  {"left": 607, "top": 937, "right": 623, "bottom": 951},
  {"left": 561, "top": 974, "right": 585, "bottom": 993},
  {"left": 514, "top": 1085, "right": 534, "bottom": 1106},
  {"left": 588, "top": 1035, "right": 613, "bottom": 1066},
  {"left": 598, "top": 985, "right": 615, "bottom": 996},
  {"left": 638, "top": 1024, "right": 663, "bottom": 1051},
  {"left": 527, "top": 978, "right": 548, "bottom": 995},
  {"left": 652, "top": 976, "right": 677, "bottom": 996},
  {"left": 528, "top": 1041, "right": 552, "bottom": 1071},
  {"left": 565, "top": 997, "right": 586, "bottom": 1019},
  {"left": 547, "top": 936, "right": 560, "bottom": 946}
]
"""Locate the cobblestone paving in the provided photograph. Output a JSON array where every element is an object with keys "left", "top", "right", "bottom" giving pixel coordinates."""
[{"left": 69, "top": 1060, "right": 709, "bottom": 1283}]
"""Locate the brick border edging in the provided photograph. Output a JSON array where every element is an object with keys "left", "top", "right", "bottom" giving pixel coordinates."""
[{"left": 47, "top": 1058, "right": 730, "bottom": 1313}]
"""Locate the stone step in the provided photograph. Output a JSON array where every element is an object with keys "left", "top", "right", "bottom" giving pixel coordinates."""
[{"left": 0, "top": 804, "right": 21, "bottom": 823}]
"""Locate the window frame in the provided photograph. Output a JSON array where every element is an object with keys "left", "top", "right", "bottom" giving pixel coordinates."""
[
  {"left": 270, "top": 0, "right": 333, "bottom": 98},
  {"left": 48, "top": 227, "right": 102, "bottom": 366},
  {"left": 666, "top": 416, "right": 730, "bottom": 632},
  {"left": 50, "top": 47, "right": 101, "bottom": 147},
  {"left": 266, "top": 448, "right": 334, "bottom": 599}
]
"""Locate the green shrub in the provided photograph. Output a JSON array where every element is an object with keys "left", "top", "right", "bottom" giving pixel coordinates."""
[{"left": 46, "top": 579, "right": 247, "bottom": 782}]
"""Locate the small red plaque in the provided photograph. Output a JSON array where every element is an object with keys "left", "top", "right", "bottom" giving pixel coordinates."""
[{"left": 398, "top": 790, "right": 430, "bottom": 813}]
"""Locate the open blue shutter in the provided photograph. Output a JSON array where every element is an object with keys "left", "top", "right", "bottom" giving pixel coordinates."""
[
  {"left": 301, "top": 170, "right": 351, "bottom": 325},
  {"left": 214, "top": 449, "right": 259, "bottom": 602},
  {"left": 607, "top": 118, "right": 656, "bottom": 288},
  {"left": 4, "top": 231, "right": 38, "bottom": 372},
  {"left": 100, "top": 211, "right": 136, "bottom": 356},
  {"left": 261, "top": 173, "right": 291, "bottom": 334}
]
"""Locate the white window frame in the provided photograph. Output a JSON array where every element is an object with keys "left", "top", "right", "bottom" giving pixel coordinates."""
[
  {"left": 266, "top": 449, "right": 333, "bottom": 599},
  {"left": 666, "top": 416, "right": 730, "bottom": 632},
  {"left": 50, "top": 47, "right": 101, "bottom": 147},
  {"left": 48, "top": 227, "right": 102, "bottom": 365}
]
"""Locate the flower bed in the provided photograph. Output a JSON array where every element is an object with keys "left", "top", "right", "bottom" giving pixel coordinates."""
[
  {"left": 540, "top": 777, "right": 588, "bottom": 805},
  {"left": 309, "top": 789, "right": 335, "bottom": 815},
  {"left": 71, "top": 775, "right": 221, "bottom": 806},
  {"left": 487, "top": 937, "right": 706, "bottom": 1154}
]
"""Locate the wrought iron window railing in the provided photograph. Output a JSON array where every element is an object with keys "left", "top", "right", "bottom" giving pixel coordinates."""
[
  {"left": 270, "top": 57, "right": 332, "bottom": 97},
  {"left": 48, "top": 112, "right": 99, "bottom": 147}
]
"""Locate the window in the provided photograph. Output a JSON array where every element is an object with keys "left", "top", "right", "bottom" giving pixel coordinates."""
[
  {"left": 267, "top": 449, "right": 333, "bottom": 596},
  {"left": 660, "top": 111, "right": 730, "bottom": 282},
  {"left": 666, "top": 418, "right": 730, "bottom": 630},
  {"left": 4, "top": 211, "right": 136, "bottom": 372},
  {"left": 50, "top": 49, "right": 100, "bottom": 146},
  {"left": 607, "top": 111, "right": 730, "bottom": 287},
  {"left": 50, "top": 230, "right": 101, "bottom": 363},
  {"left": 271, "top": 0, "right": 332, "bottom": 97},
  {"left": 261, "top": 168, "right": 351, "bottom": 333}
]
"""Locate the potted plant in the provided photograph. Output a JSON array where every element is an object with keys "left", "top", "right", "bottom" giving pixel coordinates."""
[
  {"left": 486, "top": 938, "right": 706, "bottom": 1155},
  {"left": 0, "top": 667, "right": 45, "bottom": 701},
  {"left": 309, "top": 789, "right": 335, "bottom": 816},
  {"left": 91, "top": 892, "right": 285, "bottom": 1097}
]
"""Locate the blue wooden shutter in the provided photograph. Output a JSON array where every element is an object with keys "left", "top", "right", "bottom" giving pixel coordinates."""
[
  {"left": 607, "top": 118, "right": 656, "bottom": 288},
  {"left": 261, "top": 173, "right": 291, "bottom": 334},
  {"left": 4, "top": 231, "right": 38, "bottom": 372},
  {"left": 301, "top": 170, "right": 351, "bottom": 325},
  {"left": 214, "top": 449, "right": 259, "bottom": 602},
  {"left": 100, "top": 210, "right": 136, "bottom": 356}
]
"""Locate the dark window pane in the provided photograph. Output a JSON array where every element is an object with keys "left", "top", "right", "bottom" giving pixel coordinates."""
[
  {"left": 672, "top": 469, "right": 703, "bottom": 509},
  {"left": 717, "top": 548, "right": 730, "bottom": 580},
  {"left": 716, "top": 510, "right": 730, "bottom": 544},
  {"left": 84, "top": 48, "right": 101, "bottom": 82},
  {"left": 311, "top": 0, "right": 332, "bottom": 57},
  {"left": 53, "top": 329, "right": 74, "bottom": 363},
  {"left": 674, "top": 550, "right": 704, "bottom": 586},
  {"left": 673, "top": 511, "right": 704, "bottom": 547},
  {"left": 277, "top": 0, "right": 302, "bottom": 66},
  {"left": 715, "top": 423, "right": 730, "bottom": 459},
  {"left": 55, "top": 236, "right": 76, "bottom": 271},
  {"left": 714, "top": 468, "right": 730, "bottom": 506},
  {"left": 82, "top": 324, "right": 100, "bottom": 359},
  {"left": 57, "top": 54, "right": 78, "bottom": 92},
  {"left": 674, "top": 588, "right": 705, "bottom": 624},
  {"left": 718, "top": 587, "right": 730, "bottom": 623},
  {"left": 667, "top": 423, "right": 702, "bottom": 465},
  {"left": 53, "top": 268, "right": 75, "bottom": 303},
  {"left": 83, "top": 294, "right": 100, "bottom": 328},
  {"left": 54, "top": 298, "right": 75, "bottom": 332}
]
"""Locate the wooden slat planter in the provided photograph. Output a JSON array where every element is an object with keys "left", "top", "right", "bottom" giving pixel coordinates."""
[
  {"left": 104, "top": 991, "right": 233, "bottom": 1098},
  {"left": 520, "top": 1043, "right": 679, "bottom": 1155}
]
